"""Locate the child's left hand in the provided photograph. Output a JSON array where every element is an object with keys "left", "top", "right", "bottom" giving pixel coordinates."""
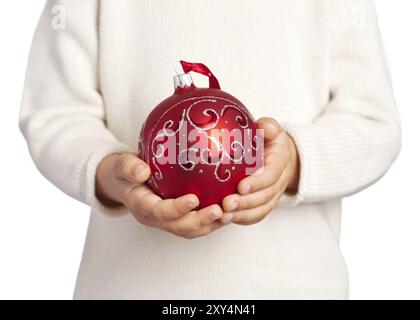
[{"left": 222, "top": 118, "right": 300, "bottom": 226}]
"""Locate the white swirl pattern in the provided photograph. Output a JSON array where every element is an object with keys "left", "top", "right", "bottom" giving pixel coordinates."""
[{"left": 148, "top": 96, "right": 261, "bottom": 188}]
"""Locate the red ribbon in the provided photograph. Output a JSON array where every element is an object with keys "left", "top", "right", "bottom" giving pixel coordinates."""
[{"left": 180, "top": 60, "right": 221, "bottom": 90}]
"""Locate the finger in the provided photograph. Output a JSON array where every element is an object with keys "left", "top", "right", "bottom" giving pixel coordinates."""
[
  {"left": 220, "top": 212, "right": 235, "bottom": 225},
  {"left": 131, "top": 209, "right": 156, "bottom": 228},
  {"left": 257, "top": 117, "right": 282, "bottom": 142},
  {"left": 237, "top": 150, "right": 286, "bottom": 195},
  {"left": 196, "top": 204, "right": 224, "bottom": 226},
  {"left": 186, "top": 221, "right": 224, "bottom": 239},
  {"left": 237, "top": 131, "right": 291, "bottom": 195},
  {"left": 162, "top": 205, "right": 224, "bottom": 239},
  {"left": 126, "top": 184, "right": 158, "bottom": 211},
  {"left": 153, "top": 194, "right": 200, "bottom": 221},
  {"left": 223, "top": 177, "right": 283, "bottom": 212},
  {"left": 114, "top": 153, "right": 150, "bottom": 184},
  {"left": 232, "top": 193, "right": 281, "bottom": 226},
  {"left": 130, "top": 187, "right": 199, "bottom": 221}
]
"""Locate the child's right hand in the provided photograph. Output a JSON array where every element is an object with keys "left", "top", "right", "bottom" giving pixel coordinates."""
[{"left": 96, "top": 153, "right": 226, "bottom": 239}]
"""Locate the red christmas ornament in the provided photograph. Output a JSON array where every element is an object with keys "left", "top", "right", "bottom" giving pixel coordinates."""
[{"left": 139, "top": 61, "right": 263, "bottom": 209}]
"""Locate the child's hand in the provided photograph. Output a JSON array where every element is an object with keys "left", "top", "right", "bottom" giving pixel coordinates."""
[
  {"left": 96, "top": 153, "right": 225, "bottom": 239},
  {"left": 222, "top": 118, "right": 300, "bottom": 226}
]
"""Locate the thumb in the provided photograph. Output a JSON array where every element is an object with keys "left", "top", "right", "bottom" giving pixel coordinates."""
[
  {"left": 114, "top": 153, "right": 151, "bottom": 184},
  {"left": 256, "top": 117, "right": 282, "bottom": 141}
]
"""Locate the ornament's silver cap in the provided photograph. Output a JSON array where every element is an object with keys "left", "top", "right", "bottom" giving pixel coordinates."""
[{"left": 173, "top": 73, "right": 194, "bottom": 90}]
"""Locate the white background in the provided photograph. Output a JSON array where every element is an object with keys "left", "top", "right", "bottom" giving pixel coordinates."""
[{"left": 0, "top": 1, "right": 419, "bottom": 300}]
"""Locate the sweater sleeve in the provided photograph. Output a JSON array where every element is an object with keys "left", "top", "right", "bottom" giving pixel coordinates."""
[
  {"left": 280, "top": 0, "right": 401, "bottom": 205},
  {"left": 19, "top": 0, "right": 133, "bottom": 216}
]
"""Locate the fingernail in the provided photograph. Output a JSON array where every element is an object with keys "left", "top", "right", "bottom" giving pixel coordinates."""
[
  {"left": 242, "top": 184, "right": 252, "bottom": 194},
  {"left": 208, "top": 211, "right": 221, "bottom": 221},
  {"left": 187, "top": 201, "right": 198, "bottom": 210},
  {"left": 134, "top": 164, "right": 145, "bottom": 178},
  {"left": 222, "top": 213, "right": 234, "bottom": 225},
  {"left": 227, "top": 201, "right": 238, "bottom": 212}
]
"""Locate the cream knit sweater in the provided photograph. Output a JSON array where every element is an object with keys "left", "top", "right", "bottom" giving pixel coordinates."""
[{"left": 20, "top": 0, "right": 400, "bottom": 299}]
